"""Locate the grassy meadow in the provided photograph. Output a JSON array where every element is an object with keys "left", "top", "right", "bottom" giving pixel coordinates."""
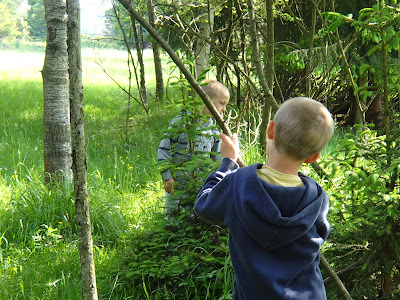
[{"left": 0, "top": 45, "right": 177, "bottom": 299}]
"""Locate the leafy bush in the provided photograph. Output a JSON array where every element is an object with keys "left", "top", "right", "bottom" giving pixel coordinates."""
[
  {"left": 111, "top": 215, "right": 233, "bottom": 300},
  {"left": 321, "top": 126, "right": 400, "bottom": 299}
]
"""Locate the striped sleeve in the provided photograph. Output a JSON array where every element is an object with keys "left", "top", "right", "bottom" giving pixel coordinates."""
[{"left": 157, "top": 136, "right": 173, "bottom": 181}]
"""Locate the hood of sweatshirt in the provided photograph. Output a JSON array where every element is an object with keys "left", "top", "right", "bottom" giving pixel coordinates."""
[{"left": 233, "top": 163, "right": 328, "bottom": 250}]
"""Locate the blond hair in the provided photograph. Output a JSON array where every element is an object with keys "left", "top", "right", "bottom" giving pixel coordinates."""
[
  {"left": 201, "top": 79, "right": 229, "bottom": 100},
  {"left": 273, "top": 97, "right": 334, "bottom": 160}
]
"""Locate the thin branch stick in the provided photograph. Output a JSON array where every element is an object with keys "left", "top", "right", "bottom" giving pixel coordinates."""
[{"left": 320, "top": 254, "right": 353, "bottom": 300}]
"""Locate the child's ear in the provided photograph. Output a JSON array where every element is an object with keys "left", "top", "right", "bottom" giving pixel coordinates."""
[
  {"left": 304, "top": 152, "right": 321, "bottom": 164},
  {"left": 267, "top": 121, "right": 275, "bottom": 139}
]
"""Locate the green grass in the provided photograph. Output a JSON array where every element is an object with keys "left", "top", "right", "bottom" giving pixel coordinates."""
[
  {"left": 0, "top": 45, "right": 172, "bottom": 299},
  {"left": 0, "top": 44, "right": 236, "bottom": 300}
]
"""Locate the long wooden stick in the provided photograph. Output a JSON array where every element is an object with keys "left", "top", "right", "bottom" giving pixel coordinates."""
[{"left": 320, "top": 254, "right": 352, "bottom": 299}]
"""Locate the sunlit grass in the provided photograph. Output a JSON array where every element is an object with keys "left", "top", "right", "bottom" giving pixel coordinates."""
[
  {"left": 0, "top": 51, "right": 44, "bottom": 82},
  {"left": 0, "top": 45, "right": 168, "bottom": 298}
]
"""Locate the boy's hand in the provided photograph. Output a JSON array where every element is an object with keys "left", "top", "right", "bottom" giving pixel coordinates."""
[
  {"left": 220, "top": 132, "right": 239, "bottom": 161},
  {"left": 164, "top": 178, "right": 175, "bottom": 194}
]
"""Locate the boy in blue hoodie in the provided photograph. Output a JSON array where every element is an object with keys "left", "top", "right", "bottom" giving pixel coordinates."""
[{"left": 195, "top": 97, "right": 335, "bottom": 300}]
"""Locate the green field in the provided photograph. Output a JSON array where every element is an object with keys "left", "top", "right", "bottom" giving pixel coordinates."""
[
  {"left": 0, "top": 47, "right": 176, "bottom": 299},
  {"left": 0, "top": 43, "right": 245, "bottom": 299}
]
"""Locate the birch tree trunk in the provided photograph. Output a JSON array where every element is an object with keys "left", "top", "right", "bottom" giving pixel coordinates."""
[
  {"left": 194, "top": 4, "right": 214, "bottom": 78},
  {"left": 67, "top": 0, "right": 98, "bottom": 299},
  {"left": 147, "top": 0, "right": 164, "bottom": 101},
  {"left": 42, "top": 0, "right": 72, "bottom": 184}
]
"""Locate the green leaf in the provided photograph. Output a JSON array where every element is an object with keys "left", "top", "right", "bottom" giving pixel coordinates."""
[{"left": 360, "top": 64, "right": 370, "bottom": 75}]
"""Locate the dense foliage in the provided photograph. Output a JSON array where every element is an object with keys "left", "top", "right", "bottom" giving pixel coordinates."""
[
  {"left": 320, "top": 125, "right": 400, "bottom": 299},
  {"left": 0, "top": 0, "right": 27, "bottom": 42},
  {"left": 26, "top": 0, "right": 46, "bottom": 41}
]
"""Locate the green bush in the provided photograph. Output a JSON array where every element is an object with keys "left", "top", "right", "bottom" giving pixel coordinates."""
[
  {"left": 110, "top": 216, "right": 233, "bottom": 299},
  {"left": 321, "top": 126, "right": 400, "bottom": 299}
]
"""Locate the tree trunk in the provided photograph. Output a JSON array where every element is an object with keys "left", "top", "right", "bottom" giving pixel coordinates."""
[
  {"left": 42, "top": 0, "right": 72, "bottom": 184},
  {"left": 131, "top": 17, "right": 148, "bottom": 110},
  {"left": 67, "top": 0, "right": 98, "bottom": 299},
  {"left": 236, "top": 0, "right": 247, "bottom": 108},
  {"left": 248, "top": 0, "right": 278, "bottom": 154},
  {"left": 259, "top": 0, "right": 275, "bottom": 155},
  {"left": 147, "top": 0, "right": 164, "bottom": 102},
  {"left": 306, "top": 0, "right": 316, "bottom": 97},
  {"left": 247, "top": 0, "right": 277, "bottom": 108},
  {"left": 194, "top": 4, "right": 214, "bottom": 78}
]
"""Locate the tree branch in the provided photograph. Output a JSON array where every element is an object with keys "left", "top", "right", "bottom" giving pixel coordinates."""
[{"left": 320, "top": 254, "right": 353, "bottom": 300}]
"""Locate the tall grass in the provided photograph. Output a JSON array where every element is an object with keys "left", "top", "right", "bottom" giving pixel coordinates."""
[
  {"left": 0, "top": 44, "right": 235, "bottom": 299},
  {"left": 0, "top": 45, "right": 170, "bottom": 299}
]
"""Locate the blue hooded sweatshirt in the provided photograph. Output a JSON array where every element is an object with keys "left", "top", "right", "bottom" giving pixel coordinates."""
[{"left": 195, "top": 158, "right": 330, "bottom": 300}]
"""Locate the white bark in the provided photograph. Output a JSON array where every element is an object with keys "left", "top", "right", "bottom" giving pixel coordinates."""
[
  {"left": 194, "top": 5, "right": 214, "bottom": 78},
  {"left": 42, "top": 0, "right": 72, "bottom": 183}
]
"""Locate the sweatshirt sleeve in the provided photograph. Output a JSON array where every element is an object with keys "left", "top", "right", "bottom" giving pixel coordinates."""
[
  {"left": 316, "top": 191, "right": 331, "bottom": 241},
  {"left": 210, "top": 135, "right": 222, "bottom": 161},
  {"left": 195, "top": 158, "right": 239, "bottom": 224},
  {"left": 157, "top": 117, "right": 180, "bottom": 181},
  {"left": 157, "top": 137, "right": 173, "bottom": 181}
]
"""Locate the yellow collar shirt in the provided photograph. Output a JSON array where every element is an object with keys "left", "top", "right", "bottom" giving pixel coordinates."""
[{"left": 257, "top": 165, "right": 304, "bottom": 187}]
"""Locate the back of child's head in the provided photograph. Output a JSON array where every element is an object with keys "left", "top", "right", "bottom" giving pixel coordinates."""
[
  {"left": 201, "top": 79, "right": 229, "bottom": 100},
  {"left": 273, "top": 97, "right": 334, "bottom": 161}
]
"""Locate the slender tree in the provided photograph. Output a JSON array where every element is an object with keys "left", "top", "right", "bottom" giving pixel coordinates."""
[
  {"left": 67, "top": 0, "right": 98, "bottom": 299},
  {"left": 248, "top": 0, "right": 278, "bottom": 154},
  {"left": 147, "top": 0, "right": 164, "bottom": 101},
  {"left": 259, "top": 0, "right": 275, "bottom": 155},
  {"left": 42, "top": 0, "right": 72, "bottom": 184},
  {"left": 306, "top": 0, "right": 316, "bottom": 97},
  {"left": 194, "top": 3, "right": 214, "bottom": 78},
  {"left": 130, "top": 15, "right": 148, "bottom": 109}
]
